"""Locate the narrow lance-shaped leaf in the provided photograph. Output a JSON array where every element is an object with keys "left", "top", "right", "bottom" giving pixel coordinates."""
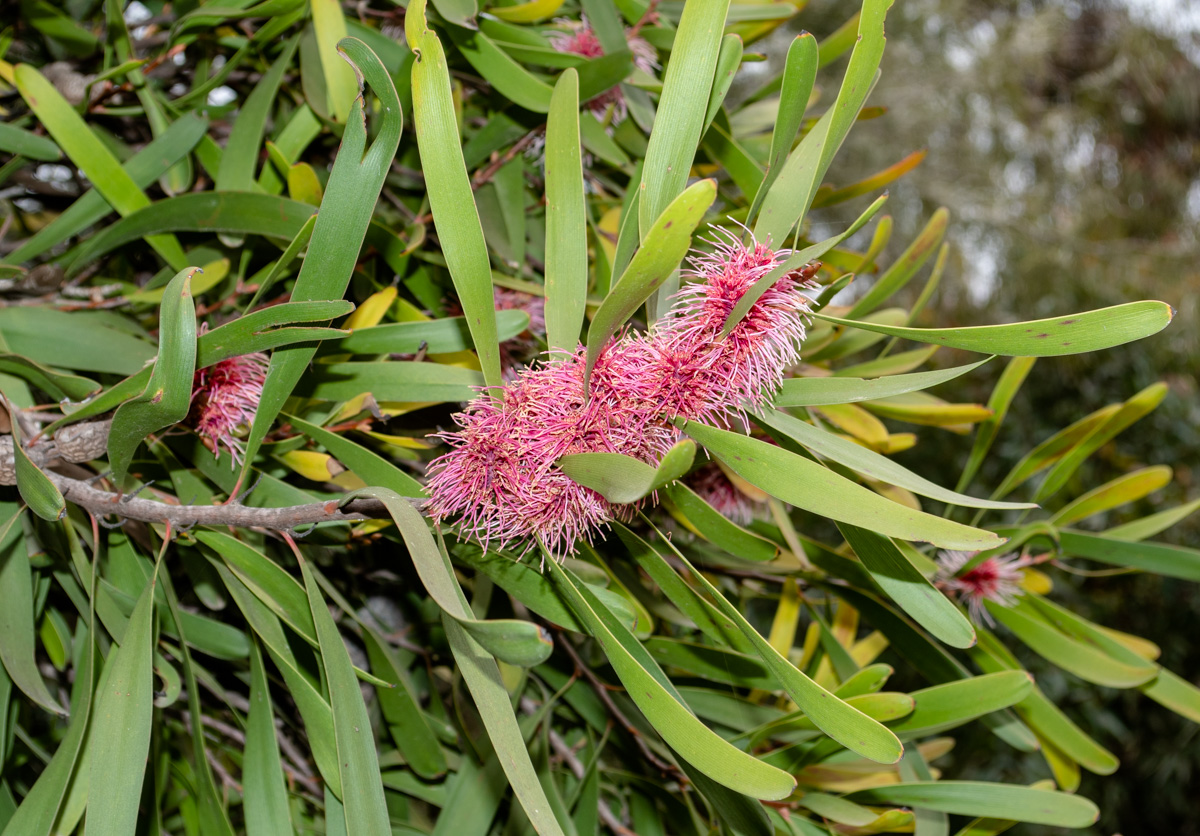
[
  {"left": 638, "top": 518, "right": 904, "bottom": 764},
  {"left": 815, "top": 301, "right": 1175, "bottom": 357},
  {"left": 544, "top": 69, "right": 588, "bottom": 356},
  {"left": 3, "top": 395, "right": 67, "bottom": 522},
  {"left": 754, "top": 0, "right": 892, "bottom": 246},
  {"left": 0, "top": 506, "right": 65, "bottom": 713},
  {"left": 849, "top": 782, "right": 1098, "bottom": 828},
  {"left": 13, "top": 64, "right": 187, "bottom": 269},
  {"left": 848, "top": 207, "right": 948, "bottom": 318},
  {"left": 683, "top": 420, "right": 1006, "bottom": 550},
  {"left": 639, "top": 0, "right": 732, "bottom": 239},
  {"left": 745, "top": 32, "right": 817, "bottom": 225},
  {"left": 83, "top": 567, "right": 159, "bottom": 836},
  {"left": 958, "top": 356, "right": 1036, "bottom": 494},
  {"left": 547, "top": 558, "right": 799, "bottom": 799},
  {"left": 107, "top": 266, "right": 198, "bottom": 484},
  {"left": 298, "top": 555, "right": 390, "bottom": 833},
  {"left": 775, "top": 358, "right": 991, "bottom": 407},
  {"left": 559, "top": 441, "right": 696, "bottom": 504},
  {"left": 839, "top": 524, "right": 976, "bottom": 649},
  {"left": 407, "top": 0, "right": 501, "bottom": 387},
  {"left": 239, "top": 39, "right": 403, "bottom": 487},
  {"left": 243, "top": 640, "right": 293, "bottom": 836},
  {"left": 364, "top": 488, "right": 567, "bottom": 835},
  {"left": 586, "top": 179, "right": 716, "bottom": 387}
]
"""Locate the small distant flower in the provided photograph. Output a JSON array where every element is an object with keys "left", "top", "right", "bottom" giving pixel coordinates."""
[
  {"left": 188, "top": 353, "right": 269, "bottom": 465},
  {"left": 686, "top": 462, "right": 766, "bottom": 524},
  {"left": 549, "top": 16, "right": 657, "bottom": 125},
  {"left": 426, "top": 226, "right": 819, "bottom": 557},
  {"left": 936, "top": 549, "right": 1030, "bottom": 625}
]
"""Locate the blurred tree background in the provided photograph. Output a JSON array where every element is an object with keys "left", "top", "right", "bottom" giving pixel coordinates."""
[{"left": 760, "top": 0, "right": 1200, "bottom": 830}]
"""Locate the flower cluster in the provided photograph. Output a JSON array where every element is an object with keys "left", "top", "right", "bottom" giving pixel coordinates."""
[
  {"left": 549, "top": 17, "right": 657, "bottom": 125},
  {"left": 426, "top": 228, "right": 819, "bottom": 556},
  {"left": 935, "top": 549, "right": 1030, "bottom": 624},
  {"left": 188, "top": 353, "right": 269, "bottom": 466}
]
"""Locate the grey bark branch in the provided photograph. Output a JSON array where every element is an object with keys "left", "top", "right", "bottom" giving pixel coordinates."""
[{"left": 3, "top": 418, "right": 416, "bottom": 530}]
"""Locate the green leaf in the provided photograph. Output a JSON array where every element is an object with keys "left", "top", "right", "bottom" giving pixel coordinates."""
[
  {"left": 814, "top": 301, "right": 1175, "bottom": 357},
  {"left": 1056, "top": 529, "right": 1200, "bottom": 582},
  {"left": 683, "top": 420, "right": 1005, "bottom": 550},
  {"left": 83, "top": 568, "right": 158, "bottom": 836},
  {"left": 243, "top": 639, "right": 294, "bottom": 836},
  {"left": 107, "top": 267, "right": 198, "bottom": 484},
  {"left": 0, "top": 623, "right": 95, "bottom": 836},
  {"left": 1034, "top": 382, "right": 1167, "bottom": 502},
  {"left": 641, "top": 522, "right": 904, "bottom": 764},
  {"left": 446, "top": 25, "right": 553, "bottom": 112},
  {"left": 723, "top": 194, "right": 887, "bottom": 335},
  {"left": 408, "top": 0, "right": 501, "bottom": 389},
  {"left": 559, "top": 440, "right": 696, "bottom": 504},
  {"left": 14, "top": 64, "right": 186, "bottom": 269},
  {"left": 298, "top": 556, "right": 391, "bottom": 833},
  {"left": 585, "top": 179, "right": 717, "bottom": 385},
  {"left": 0, "top": 122, "right": 60, "bottom": 161},
  {"left": 0, "top": 506, "right": 64, "bottom": 711},
  {"left": 639, "top": 0, "right": 732, "bottom": 240},
  {"left": 680, "top": 758, "right": 772, "bottom": 836},
  {"left": 361, "top": 628, "right": 447, "bottom": 780},
  {"left": 849, "top": 783, "right": 1098, "bottom": 828},
  {"left": 1104, "top": 497, "right": 1200, "bottom": 542},
  {"left": 216, "top": 38, "right": 300, "bottom": 190},
  {"left": 839, "top": 524, "right": 975, "bottom": 649},
  {"left": 0, "top": 355, "right": 99, "bottom": 402},
  {"left": 757, "top": 408, "right": 1033, "bottom": 510},
  {"left": 240, "top": 37, "right": 404, "bottom": 487},
  {"left": 1050, "top": 466, "right": 1173, "bottom": 527},
  {"left": 310, "top": 0, "right": 357, "bottom": 122},
  {"left": 661, "top": 482, "right": 781, "bottom": 562},
  {"left": 745, "top": 32, "right": 817, "bottom": 224},
  {"left": 366, "top": 489, "right": 565, "bottom": 833},
  {"left": 888, "top": 672, "right": 1033, "bottom": 738},
  {"left": 775, "top": 359, "right": 990, "bottom": 407},
  {"left": 544, "top": 69, "right": 588, "bottom": 356},
  {"left": 340, "top": 309, "right": 530, "bottom": 355},
  {"left": 986, "top": 599, "right": 1156, "bottom": 688},
  {"left": 298, "top": 361, "right": 482, "bottom": 403},
  {"left": 990, "top": 404, "right": 1120, "bottom": 500},
  {"left": 546, "top": 559, "right": 798, "bottom": 799},
  {"left": 5, "top": 410, "right": 66, "bottom": 522},
  {"left": 754, "top": 0, "right": 891, "bottom": 246},
  {"left": 702, "top": 35, "right": 744, "bottom": 134},
  {"left": 197, "top": 301, "right": 355, "bottom": 366},
  {"left": 0, "top": 308, "right": 155, "bottom": 376}
]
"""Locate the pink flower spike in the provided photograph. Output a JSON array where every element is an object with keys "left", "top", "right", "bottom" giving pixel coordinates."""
[
  {"left": 935, "top": 550, "right": 1031, "bottom": 625},
  {"left": 188, "top": 353, "right": 269, "bottom": 466},
  {"left": 425, "top": 224, "right": 820, "bottom": 558},
  {"left": 548, "top": 16, "right": 658, "bottom": 125}
]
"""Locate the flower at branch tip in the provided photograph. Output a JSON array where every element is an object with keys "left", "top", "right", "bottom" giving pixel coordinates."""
[
  {"left": 426, "top": 225, "right": 819, "bottom": 558},
  {"left": 188, "top": 352, "right": 269, "bottom": 466},
  {"left": 935, "top": 549, "right": 1030, "bottom": 625}
]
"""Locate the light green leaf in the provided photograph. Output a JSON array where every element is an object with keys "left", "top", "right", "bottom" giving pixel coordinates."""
[
  {"left": 586, "top": 179, "right": 717, "bottom": 385},
  {"left": 340, "top": 310, "right": 529, "bottom": 356},
  {"left": 957, "top": 357, "right": 1036, "bottom": 494},
  {"left": 559, "top": 440, "right": 696, "bottom": 504},
  {"left": 107, "top": 267, "right": 198, "bottom": 484},
  {"left": 888, "top": 672, "right": 1033, "bottom": 738},
  {"left": 815, "top": 301, "right": 1175, "bottom": 357},
  {"left": 298, "top": 556, "right": 391, "bottom": 833},
  {"left": 244, "top": 640, "right": 293, "bottom": 836},
  {"left": 847, "top": 208, "right": 947, "bottom": 318},
  {"left": 240, "top": 37, "right": 404, "bottom": 487},
  {"left": 757, "top": 408, "right": 1034, "bottom": 510},
  {"left": 83, "top": 568, "right": 158, "bottom": 836},
  {"left": 1056, "top": 529, "right": 1200, "bottom": 582},
  {"left": 547, "top": 559, "right": 798, "bottom": 799},
  {"left": 1050, "top": 466, "right": 1173, "bottom": 527},
  {"left": 683, "top": 420, "right": 1005, "bottom": 550},
  {"left": 849, "top": 782, "right": 1098, "bottom": 828},
  {"left": 839, "top": 524, "right": 975, "bottom": 649},
  {"left": 775, "top": 359, "right": 990, "bottom": 407},
  {"left": 0, "top": 506, "right": 64, "bottom": 711},
  {"left": 287, "top": 414, "right": 425, "bottom": 498},
  {"left": 545, "top": 69, "right": 588, "bottom": 356},
  {"left": 408, "top": 0, "right": 501, "bottom": 388}
]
